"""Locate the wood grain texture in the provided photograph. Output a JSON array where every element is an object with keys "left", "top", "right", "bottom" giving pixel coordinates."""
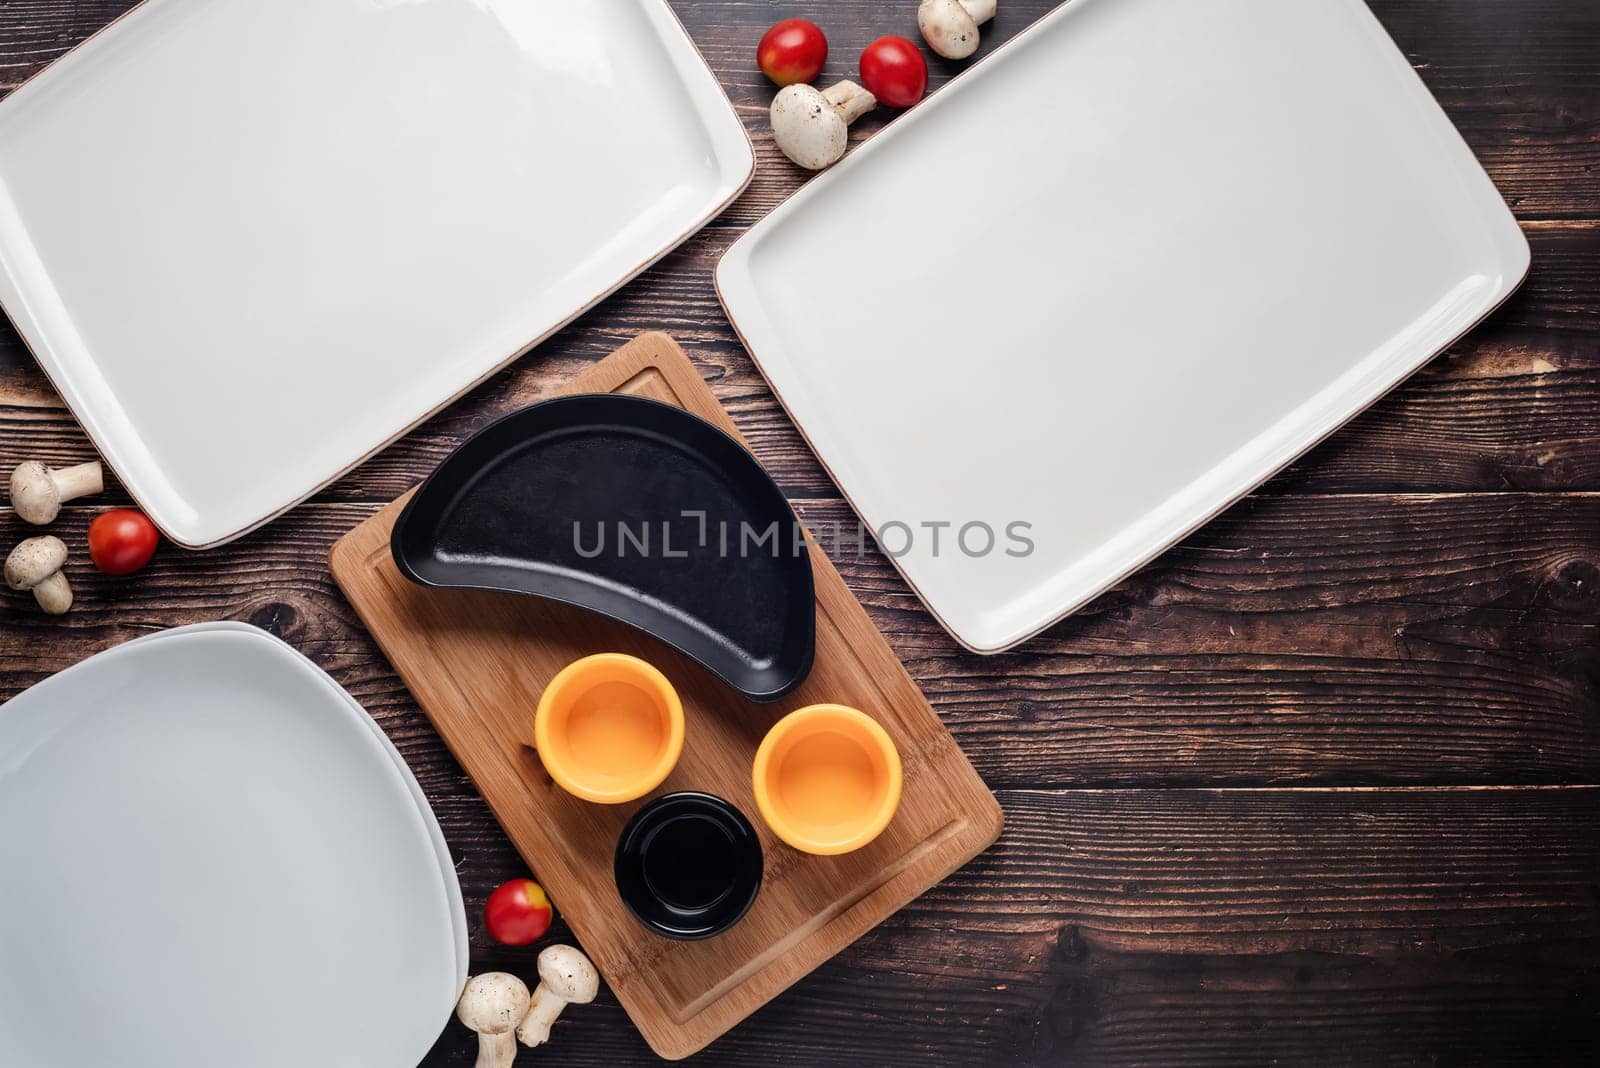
[
  {"left": 2, "top": 221, "right": 1599, "bottom": 498},
  {"left": 409, "top": 787, "right": 1600, "bottom": 1066},
  {"left": 0, "top": 0, "right": 1595, "bottom": 1064},
  {"left": 3, "top": 490, "right": 1594, "bottom": 791},
  {"left": 0, "top": 3, "right": 1599, "bottom": 499}
]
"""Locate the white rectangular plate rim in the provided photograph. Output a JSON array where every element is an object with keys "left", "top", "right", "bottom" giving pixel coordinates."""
[
  {"left": 715, "top": 0, "right": 1530, "bottom": 654},
  {"left": 0, "top": 0, "right": 754, "bottom": 549}
]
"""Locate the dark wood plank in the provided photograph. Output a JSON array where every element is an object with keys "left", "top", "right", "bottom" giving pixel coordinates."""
[
  {"left": 409, "top": 787, "right": 1600, "bottom": 1066},
  {"left": 2, "top": 220, "right": 1600, "bottom": 499},
  {"left": 4, "top": 493, "right": 1594, "bottom": 789},
  {"left": 5, "top": 0, "right": 1598, "bottom": 226},
  {"left": 1372, "top": 0, "right": 1600, "bottom": 223},
  {"left": 665, "top": 0, "right": 1600, "bottom": 225},
  {"left": 0, "top": 1, "right": 1595, "bottom": 1065},
  {"left": 0, "top": 4, "right": 1598, "bottom": 497}
]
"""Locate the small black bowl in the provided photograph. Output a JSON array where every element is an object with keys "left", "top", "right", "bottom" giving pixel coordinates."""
[{"left": 614, "top": 791, "right": 763, "bottom": 940}]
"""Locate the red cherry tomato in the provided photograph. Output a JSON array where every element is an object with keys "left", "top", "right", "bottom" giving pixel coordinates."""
[
  {"left": 757, "top": 18, "right": 827, "bottom": 87},
  {"left": 484, "top": 879, "right": 553, "bottom": 946},
  {"left": 87, "top": 508, "right": 159, "bottom": 576},
  {"left": 859, "top": 36, "right": 928, "bottom": 109}
]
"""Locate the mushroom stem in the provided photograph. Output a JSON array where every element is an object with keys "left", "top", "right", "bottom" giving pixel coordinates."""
[
  {"left": 821, "top": 80, "right": 876, "bottom": 125},
  {"left": 31, "top": 570, "right": 72, "bottom": 615},
  {"left": 474, "top": 1031, "right": 515, "bottom": 1068},
  {"left": 52, "top": 461, "right": 104, "bottom": 503},
  {"left": 516, "top": 984, "right": 565, "bottom": 1048}
]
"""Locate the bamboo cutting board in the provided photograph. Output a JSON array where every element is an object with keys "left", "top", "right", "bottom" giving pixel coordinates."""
[{"left": 329, "top": 332, "right": 1003, "bottom": 1059}]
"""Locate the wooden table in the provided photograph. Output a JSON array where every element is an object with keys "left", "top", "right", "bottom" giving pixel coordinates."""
[{"left": 1, "top": 2, "right": 1595, "bottom": 1064}]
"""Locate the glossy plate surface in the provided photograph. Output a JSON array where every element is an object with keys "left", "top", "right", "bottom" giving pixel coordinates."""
[
  {"left": 393, "top": 394, "right": 816, "bottom": 701},
  {"left": 0, "top": 0, "right": 753, "bottom": 547},
  {"left": 131, "top": 623, "right": 469, "bottom": 996},
  {"left": 0, "top": 623, "right": 464, "bottom": 1067},
  {"left": 717, "top": 0, "right": 1529, "bottom": 653}
]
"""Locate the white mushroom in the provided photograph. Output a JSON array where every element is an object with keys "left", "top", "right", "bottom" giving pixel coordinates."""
[
  {"left": 515, "top": 944, "right": 598, "bottom": 1048},
  {"left": 7, "top": 460, "right": 102, "bottom": 525},
  {"left": 918, "top": 0, "right": 997, "bottom": 60},
  {"left": 456, "top": 972, "right": 531, "bottom": 1068},
  {"left": 770, "top": 80, "right": 876, "bottom": 171},
  {"left": 5, "top": 536, "right": 72, "bottom": 614}
]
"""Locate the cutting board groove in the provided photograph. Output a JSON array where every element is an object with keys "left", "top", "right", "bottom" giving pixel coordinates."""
[{"left": 330, "top": 332, "right": 1002, "bottom": 1059}]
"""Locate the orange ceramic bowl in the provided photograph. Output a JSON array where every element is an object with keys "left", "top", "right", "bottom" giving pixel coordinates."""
[
  {"left": 752, "top": 704, "right": 902, "bottom": 855},
  {"left": 534, "top": 653, "right": 684, "bottom": 804}
]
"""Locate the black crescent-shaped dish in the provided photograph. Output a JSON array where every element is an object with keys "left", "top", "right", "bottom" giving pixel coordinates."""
[{"left": 391, "top": 394, "right": 815, "bottom": 701}]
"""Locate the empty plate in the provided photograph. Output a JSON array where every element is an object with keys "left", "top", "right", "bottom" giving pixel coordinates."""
[
  {"left": 393, "top": 394, "right": 816, "bottom": 701},
  {"left": 133, "top": 621, "right": 470, "bottom": 995},
  {"left": 0, "top": 623, "right": 465, "bottom": 1067},
  {"left": 717, "top": 0, "right": 1529, "bottom": 652},
  {"left": 0, "top": 0, "right": 753, "bottom": 547}
]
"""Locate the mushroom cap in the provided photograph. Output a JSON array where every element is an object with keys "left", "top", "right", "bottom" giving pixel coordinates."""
[
  {"left": 919, "top": 0, "right": 982, "bottom": 60},
  {"left": 8, "top": 461, "right": 60, "bottom": 525},
  {"left": 536, "top": 945, "right": 599, "bottom": 1005},
  {"left": 456, "top": 972, "right": 531, "bottom": 1036},
  {"left": 5, "top": 535, "right": 68, "bottom": 591},
  {"left": 770, "top": 83, "right": 848, "bottom": 170}
]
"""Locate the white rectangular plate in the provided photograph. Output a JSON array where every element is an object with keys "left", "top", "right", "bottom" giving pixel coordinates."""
[
  {"left": 0, "top": 0, "right": 752, "bottom": 547},
  {"left": 717, "top": 0, "right": 1528, "bottom": 653}
]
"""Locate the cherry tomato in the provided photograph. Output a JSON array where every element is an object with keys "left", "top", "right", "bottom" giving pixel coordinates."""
[
  {"left": 859, "top": 36, "right": 928, "bottom": 109},
  {"left": 87, "top": 508, "right": 159, "bottom": 576},
  {"left": 484, "top": 878, "right": 553, "bottom": 946},
  {"left": 758, "top": 18, "right": 827, "bottom": 87}
]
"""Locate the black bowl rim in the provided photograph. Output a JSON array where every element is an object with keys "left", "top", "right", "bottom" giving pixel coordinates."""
[{"left": 613, "top": 790, "right": 764, "bottom": 941}]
